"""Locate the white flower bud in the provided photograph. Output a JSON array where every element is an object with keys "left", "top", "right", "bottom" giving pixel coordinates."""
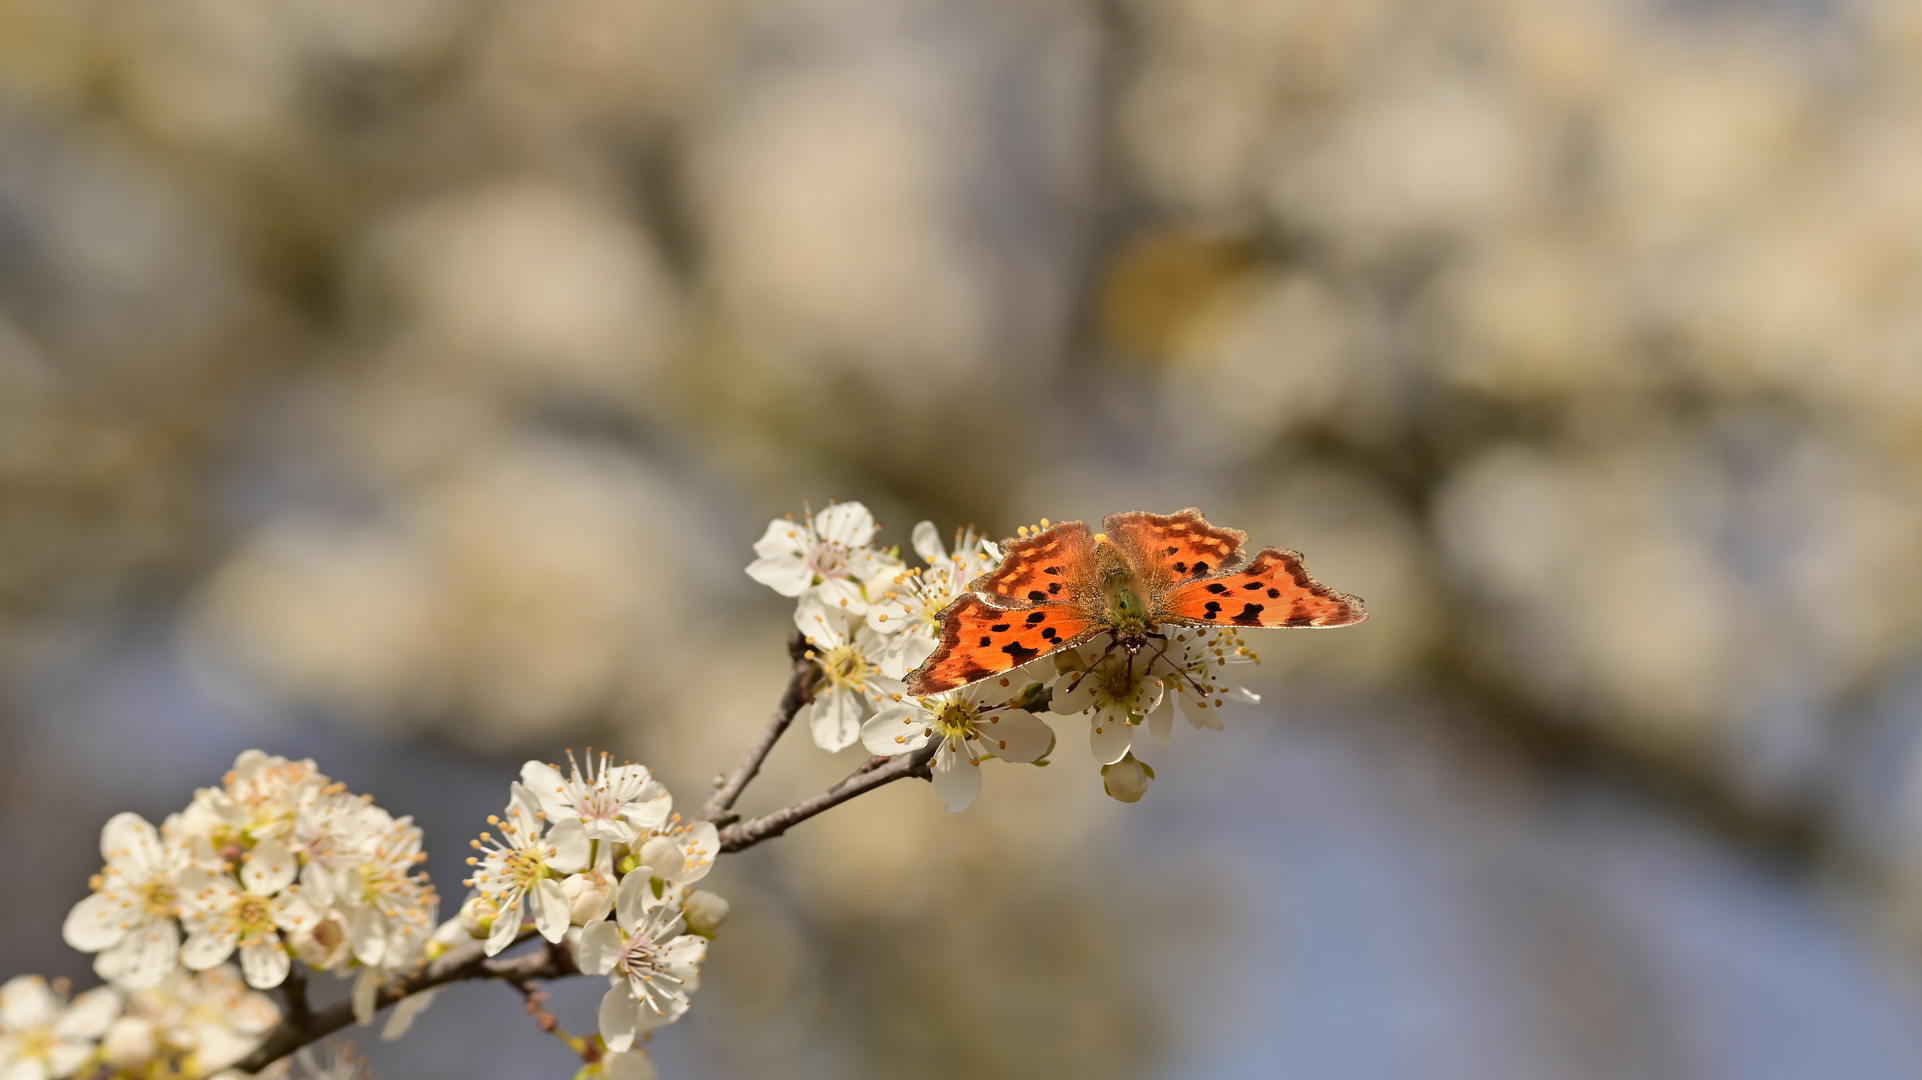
[
  {"left": 1100, "top": 753, "right": 1154, "bottom": 803},
  {"left": 290, "top": 914, "right": 352, "bottom": 969},
  {"left": 682, "top": 890, "right": 730, "bottom": 937},
  {"left": 103, "top": 1016, "right": 159, "bottom": 1070},
  {"left": 563, "top": 868, "right": 616, "bottom": 925},
  {"left": 460, "top": 894, "right": 500, "bottom": 937}
]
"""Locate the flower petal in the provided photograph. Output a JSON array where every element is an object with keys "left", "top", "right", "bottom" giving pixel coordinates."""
[
  {"left": 483, "top": 897, "right": 523, "bottom": 956},
  {"left": 0, "top": 976, "right": 58, "bottom": 1028},
  {"left": 546, "top": 818, "right": 591, "bottom": 874},
  {"left": 1147, "top": 691, "right": 1175, "bottom": 744},
  {"left": 101, "top": 920, "right": 180, "bottom": 989},
  {"left": 519, "top": 760, "right": 570, "bottom": 818},
  {"left": 533, "top": 878, "right": 572, "bottom": 943},
  {"left": 663, "top": 822, "right": 718, "bottom": 885},
  {"left": 239, "top": 936, "right": 291, "bottom": 989},
  {"left": 1089, "top": 711, "right": 1133, "bottom": 765},
  {"left": 861, "top": 707, "right": 931, "bottom": 757},
  {"left": 931, "top": 741, "right": 983, "bottom": 812},
  {"left": 577, "top": 919, "right": 624, "bottom": 976},
  {"left": 56, "top": 986, "right": 122, "bottom": 1039},
  {"left": 242, "top": 840, "right": 297, "bottom": 896},
  {"left": 383, "top": 986, "right": 438, "bottom": 1041},
  {"left": 813, "top": 502, "right": 876, "bottom": 548},
  {"left": 814, "top": 575, "right": 868, "bottom": 616},
  {"left": 746, "top": 553, "right": 811, "bottom": 597},
  {"left": 976, "top": 708, "right": 1055, "bottom": 764},
  {"left": 809, "top": 688, "right": 865, "bottom": 752},
  {"left": 100, "top": 813, "right": 163, "bottom": 872},
  {"left": 599, "top": 984, "right": 640, "bottom": 1053},
  {"left": 749, "top": 518, "right": 810, "bottom": 561},
  {"left": 62, "top": 891, "right": 131, "bottom": 953},
  {"left": 614, "top": 861, "right": 653, "bottom": 932},
  {"left": 181, "top": 926, "right": 238, "bottom": 971},
  {"left": 911, "top": 520, "right": 946, "bottom": 565},
  {"left": 604, "top": 1049, "right": 660, "bottom": 1080}
]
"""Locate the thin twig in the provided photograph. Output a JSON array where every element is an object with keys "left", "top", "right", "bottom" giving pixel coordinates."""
[
  {"left": 717, "top": 742, "right": 937, "bottom": 853},
  {"left": 233, "top": 933, "right": 573, "bottom": 1074},
  {"left": 698, "top": 632, "right": 821, "bottom": 826}
]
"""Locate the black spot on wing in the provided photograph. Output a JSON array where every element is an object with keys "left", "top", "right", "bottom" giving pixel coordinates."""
[
  {"left": 1041, "top": 626, "right": 1059, "bottom": 641},
  {"left": 1193, "top": 561, "right": 1210, "bottom": 575},
  {"left": 1205, "top": 583, "right": 1230, "bottom": 595},
  {"left": 1243, "top": 581, "right": 1264, "bottom": 590},
  {"left": 1203, "top": 600, "right": 1221, "bottom": 620},
  {"left": 978, "top": 636, "right": 993, "bottom": 647},
  {"left": 1025, "top": 610, "right": 1048, "bottom": 624},
  {"left": 1267, "top": 588, "right": 1280, "bottom": 598},
  {"left": 1173, "top": 561, "right": 1188, "bottom": 574},
  {"left": 1027, "top": 589, "right": 1046, "bottom": 602},
  {"left": 1002, "top": 641, "right": 1040, "bottom": 662},
  {"left": 990, "top": 623, "right": 1011, "bottom": 632},
  {"left": 1233, "top": 603, "right": 1264, "bottom": 625}
]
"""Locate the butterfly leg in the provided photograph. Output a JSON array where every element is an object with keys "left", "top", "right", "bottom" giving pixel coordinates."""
[
  {"left": 1063, "top": 633, "right": 1121, "bottom": 694},
  {"left": 1140, "top": 631, "right": 1212, "bottom": 698}
]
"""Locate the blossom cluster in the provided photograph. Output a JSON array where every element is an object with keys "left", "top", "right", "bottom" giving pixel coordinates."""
[
  {"left": 747, "top": 502, "right": 1263, "bottom": 810},
  {"left": 0, "top": 751, "right": 436, "bottom": 1080},
  {"left": 457, "top": 752, "right": 724, "bottom": 1076}
]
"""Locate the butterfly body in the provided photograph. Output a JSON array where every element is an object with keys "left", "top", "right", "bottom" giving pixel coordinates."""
[{"left": 906, "top": 508, "right": 1367, "bottom": 696}]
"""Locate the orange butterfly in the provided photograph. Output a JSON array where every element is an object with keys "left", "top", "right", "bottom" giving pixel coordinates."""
[{"left": 904, "top": 508, "right": 1366, "bottom": 696}]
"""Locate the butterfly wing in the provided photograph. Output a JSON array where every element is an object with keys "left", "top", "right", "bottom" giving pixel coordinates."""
[
  {"left": 968, "top": 520, "right": 1102, "bottom": 608},
  {"left": 1161, "top": 548, "right": 1366, "bottom": 628},
  {"left": 1101, "top": 508, "right": 1250, "bottom": 596},
  {"left": 906, "top": 594, "right": 1099, "bottom": 695}
]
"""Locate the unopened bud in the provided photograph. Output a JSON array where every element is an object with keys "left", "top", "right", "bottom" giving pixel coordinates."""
[
  {"left": 682, "top": 890, "right": 730, "bottom": 937},
  {"left": 563, "top": 870, "right": 615, "bottom": 925},
  {"left": 103, "top": 1016, "right": 158, "bottom": 1070},
  {"left": 1100, "top": 753, "right": 1154, "bottom": 803},
  {"left": 291, "top": 915, "right": 352, "bottom": 969},
  {"left": 460, "top": 894, "right": 499, "bottom": 937}
]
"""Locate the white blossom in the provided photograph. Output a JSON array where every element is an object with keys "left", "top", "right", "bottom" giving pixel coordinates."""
[
  {"left": 177, "top": 841, "right": 321, "bottom": 990},
  {"left": 864, "top": 522, "right": 1003, "bottom": 679},
  {"left": 63, "top": 813, "right": 212, "bottom": 990},
  {"left": 0, "top": 976, "right": 118, "bottom": 1080},
  {"left": 796, "top": 600, "right": 903, "bottom": 752},
  {"left": 745, "top": 502, "right": 898, "bottom": 616},
  {"left": 183, "top": 751, "right": 327, "bottom": 849},
  {"left": 337, "top": 811, "right": 437, "bottom": 971},
  {"left": 521, "top": 751, "right": 671, "bottom": 845},
  {"left": 634, "top": 818, "right": 720, "bottom": 887},
  {"left": 121, "top": 965, "right": 280, "bottom": 1078},
  {"left": 862, "top": 680, "right": 1056, "bottom": 812},
  {"left": 1145, "top": 625, "right": 1260, "bottom": 741},
  {"left": 465, "top": 785, "right": 590, "bottom": 955},
  {"left": 1049, "top": 645, "right": 1164, "bottom": 765},
  {"left": 578, "top": 873, "right": 707, "bottom": 1052}
]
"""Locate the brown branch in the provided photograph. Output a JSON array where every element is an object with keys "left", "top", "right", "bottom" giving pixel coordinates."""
[
  {"left": 698, "top": 632, "right": 822, "bottom": 826},
  {"left": 233, "top": 933, "right": 573, "bottom": 1075},
  {"left": 233, "top": 642, "right": 1029, "bottom": 1072},
  {"left": 717, "top": 742, "right": 937, "bottom": 853}
]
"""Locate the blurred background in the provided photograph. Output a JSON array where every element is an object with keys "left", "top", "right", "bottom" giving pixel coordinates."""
[{"left": 6, "top": 0, "right": 1922, "bottom": 1076}]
